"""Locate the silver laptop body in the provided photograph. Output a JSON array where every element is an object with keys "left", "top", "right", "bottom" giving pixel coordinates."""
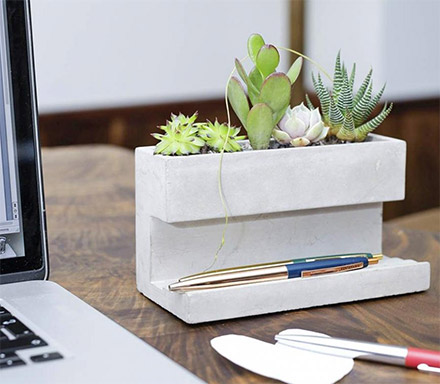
[{"left": 0, "top": 1, "right": 203, "bottom": 383}]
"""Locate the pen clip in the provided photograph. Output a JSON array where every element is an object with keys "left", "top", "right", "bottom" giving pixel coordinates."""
[{"left": 417, "top": 364, "right": 440, "bottom": 374}]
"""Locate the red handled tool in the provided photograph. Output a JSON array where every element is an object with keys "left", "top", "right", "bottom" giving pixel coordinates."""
[{"left": 275, "top": 333, "right": 440, "bottom": 374}]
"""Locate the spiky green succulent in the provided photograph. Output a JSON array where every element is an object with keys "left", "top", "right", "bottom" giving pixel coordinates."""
[
  {"left": 196, "top": 120, "right": 245, "bottom": 152},
  {"left": 152, "top": 112, "right": 205, "bottom": 155},
  {"left": 227, "top": 33, "right": 303, "bottom": 150},
  {"left": 307, "top": 52, "right": 393, "bottom": 142}
]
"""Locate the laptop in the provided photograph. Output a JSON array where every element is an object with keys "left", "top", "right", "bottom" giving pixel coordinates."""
[{"left": 0, "top": 1, "right": 204, "bottom": 383}]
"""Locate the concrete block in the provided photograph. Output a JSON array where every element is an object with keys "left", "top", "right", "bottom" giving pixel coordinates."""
[
  {"left": 135, "top": 134, "right": 430, "bottom": 323},
  {"left": 136, "top": 134, "right": 406, "bottom": 223}
]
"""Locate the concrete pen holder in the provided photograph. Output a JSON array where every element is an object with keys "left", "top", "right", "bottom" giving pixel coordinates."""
[{"left": 135, "top": 134, "right": 430, "bottom": 324}]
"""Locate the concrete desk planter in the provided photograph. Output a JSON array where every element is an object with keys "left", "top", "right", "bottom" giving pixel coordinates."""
[{"left": 135, "top": 134, "right": 430, "bottom": 323}]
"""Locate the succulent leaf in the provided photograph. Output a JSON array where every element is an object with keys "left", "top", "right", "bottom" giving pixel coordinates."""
[
  {"left": 337, "top": 110, "right": 355, "bottom": 141},
  {"left": 311, "top": 72, "right": 319, "bottom": 91},
  {"left": 234, "top": 58, "right": 248, "bottom": 84},
  {"left": 314, "top": 125, "right": 330, "bottom": 142},
  {"left": 256, "top": 44, "right": 280, "bottom": 78},
  {"left": 337, "top": 72, "right": 353, "bottom": 113},
  {"left": 249, "top": 66, "right": 264, "bottom": 91},
  {"left": 363, "top": 83, "right": 386, "bottom": 121},
  {"left": 341, "top": 64, "right": 347, "bottom": 82},
  {"left": 355, "top": 103, "right": 393, "bottom": 141},
  {"left": 272, "top": 108, "right": 287, "bottom": 126},
  {"left": 227, "top": 77, "right": 250, "bottom": 129},
  {"left": 349, "top": 63, "right": 356, "bottom": 91},
  {"left": 312, "top": 73, "right": 331, "bottom": 124},
  {"left": 291, "top": 137, "right": 311, "bottom": 147},
  {"left": 329, "top": 98, "right": 344, "bottom": 135},
  {"left": 246, "top": 103, "right": 274, "bottom": 150},
  {"left": 197, "top": 120, "right": 245, "bottom": 152},
  {"left": 259, "top": 73, "right": 291, "bottom": 115},
  {"left": 286, "top": 57, "right": 303, "bottom": 85},
  {"left": 305, "top": 94, "right": 315, "bottom": 110},
  {"left": 353, "top": 69, "right": 372, "bottom": 107},
  {"left": 282, "top": 114, "right": 306, "bottom": 138},
  {"left": 353, "top": 82, "right": 372, "bottom": 126},
  {"left": 306, "top": 121, "right": 326, "bottom": 141},
  {"left": 247, "top": 34, "right": 265, "bottom": 64},
  {"left": 152, "top": 112, "right": 205, "bottom": 155},
  {"left": 332, "top": 51, "right": 343, "bottom": 100},
  {"left": 235, "top": 58, "right": 260, "bottom": 102},
  {"left": 170, "top": 112, "right": 198, "bottom": 126},
  {"left": 272, "top": 129, "right": 291, "bottom": 144}
]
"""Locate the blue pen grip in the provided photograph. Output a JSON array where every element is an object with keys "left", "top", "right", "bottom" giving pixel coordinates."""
[{"left": 286, "top": 257, "right": 368, "bottom": 278}]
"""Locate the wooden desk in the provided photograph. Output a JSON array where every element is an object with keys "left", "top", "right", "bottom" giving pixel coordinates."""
[{"left": 42, "top": 145, "right": 440, "bottom": 384}]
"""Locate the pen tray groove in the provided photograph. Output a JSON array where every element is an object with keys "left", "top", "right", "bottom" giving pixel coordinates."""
[{"left": 143, "top": 256, "right": 430, "bottom": 323}]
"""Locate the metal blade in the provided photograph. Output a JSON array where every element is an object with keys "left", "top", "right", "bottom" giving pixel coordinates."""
[{"left": 275, "top": 334, "right": 407, "bottom": 365}]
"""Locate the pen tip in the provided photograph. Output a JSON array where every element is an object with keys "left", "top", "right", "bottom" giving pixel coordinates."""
[
  {"left": 169, "top": 282, "right": 186, "bottom": 292},
  {"left": 168, "top": 283, "right": 178, "bottom": 291}
]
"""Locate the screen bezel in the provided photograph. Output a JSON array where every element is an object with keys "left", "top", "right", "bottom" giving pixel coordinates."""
[{"left": 0, "top": 0, "right": 48, "bottom": 282}]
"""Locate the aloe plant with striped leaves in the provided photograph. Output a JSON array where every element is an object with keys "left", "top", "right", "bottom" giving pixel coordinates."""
[
  {"left": 228, "top": 34, "right": 303, "bottom": 150},
  {"left": 307, "top": 52, "right": 393, "bottom": 142}
]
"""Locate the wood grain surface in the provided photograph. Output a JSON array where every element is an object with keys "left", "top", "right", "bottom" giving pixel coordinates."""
[{"left": 41, "top": 145, "right": 440, "bottom": 384}]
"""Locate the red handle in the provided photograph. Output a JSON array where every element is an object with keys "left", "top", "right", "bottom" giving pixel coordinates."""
[{"left": 405, "top": 347, "right": 440, "bottom": 369}]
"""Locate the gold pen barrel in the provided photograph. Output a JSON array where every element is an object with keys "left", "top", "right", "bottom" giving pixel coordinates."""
[
  {"left": 178, "top": 260, "right": 292, "bottom": 282},
  {"left": 169, "top": 265, "right": 289, "bottom": 292}
]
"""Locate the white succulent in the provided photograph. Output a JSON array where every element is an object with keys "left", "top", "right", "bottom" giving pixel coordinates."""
[{"left": 273, "top": 103, "right": 329, "bottom": 147}]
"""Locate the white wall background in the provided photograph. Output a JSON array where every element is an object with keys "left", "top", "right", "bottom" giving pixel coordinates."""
[
  {"left": 304, "top": 0, "right": 440, "bottom": 102},
  {"left": 30, "top": 0, "right": 439, "bottom": 113},
  {"left": 30, "top": 0, "right": 290, "bottom": 113}
]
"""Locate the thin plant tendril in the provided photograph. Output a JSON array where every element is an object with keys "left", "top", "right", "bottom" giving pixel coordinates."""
[
  {"left": 278, "top": 46, "right": 333, "bottom": 83},
  {"left": 203, "top": 55, "right": 248, "bottom": 272},
  {"left": 204, "top": 48, "right": 330, "bottom": 272}
]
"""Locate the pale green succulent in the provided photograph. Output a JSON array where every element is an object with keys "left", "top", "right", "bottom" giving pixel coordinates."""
[
  {"left": 228, "top": 33, "right": 303, "bottom": 150},
  {"left": 152, "top": 112, "right": 205, "bottom": 155},
  {"left": 307, "top": 52, "right": 393, "bottom": 142},
  {"left": 196, "top": 120, "right": 246, "bottom": 152},
  {"left": 273, "top": 103, "right": 329, "bottom": 147}
]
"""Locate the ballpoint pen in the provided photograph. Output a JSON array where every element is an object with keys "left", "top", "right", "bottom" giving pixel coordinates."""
[
  {"left": 178, "top": 253, "right": 382, "bottom": 283},
  {"left": 275, "top": 333, "right": 440, "bottom": 373},
  {"left": 169, "top": 256, "right": 370, "bottom": 292}
]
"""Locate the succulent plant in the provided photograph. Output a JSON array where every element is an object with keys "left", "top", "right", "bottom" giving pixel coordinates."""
[
  {"left": 307, "top": 52, "right": 393, "bottom": 142},
  {"left": 273, "top": 103, "right": 329, "bottom": 147},
  {"left": 196, "top": 120, "right": 245, "bottom": 152},
  {"left": 152, "top": 112, "right": 205, "bottom": 155},
  {"left": 227, "top": 33, "right": 303, "bottom": 150}
]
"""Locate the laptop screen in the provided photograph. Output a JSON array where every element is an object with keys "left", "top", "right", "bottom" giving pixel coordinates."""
[
  {"left": 0, "top": 2, "right": 24, "bottom": 260},
  {"left": 0, "top": 0, "right": 47, "bottom": 281}
]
